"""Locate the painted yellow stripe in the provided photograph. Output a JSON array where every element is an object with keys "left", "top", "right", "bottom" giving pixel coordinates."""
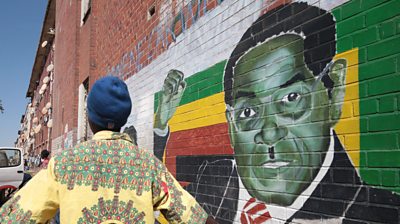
[
  {"left": 334, "top": 48, "right": 360, "bottom": 168},
  {"left": 168, "top": 92, "right": 227, "bottom": 132}
]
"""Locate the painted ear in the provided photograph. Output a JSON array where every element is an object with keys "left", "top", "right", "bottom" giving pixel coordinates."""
[
  {"left": 328, "top": 58, "right": 347, "bottom": 125},
  {"left": 225, "top": 109, "right": 236, "bottom": 147}
]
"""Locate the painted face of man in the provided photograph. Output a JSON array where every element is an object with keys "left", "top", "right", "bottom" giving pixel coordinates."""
[{"left": 226, "top": 34, "right": 337, "bottom": 206}]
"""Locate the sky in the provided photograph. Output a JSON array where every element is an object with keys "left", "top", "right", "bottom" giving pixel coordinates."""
[{"left": 0, "top": 0, "right": 48, "bottom": 146}]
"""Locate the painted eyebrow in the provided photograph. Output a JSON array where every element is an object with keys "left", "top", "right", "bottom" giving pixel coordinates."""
[
  {"left": 279, "top": 72, "right": 305, "bottom": 88},
  {"left": 235, "top": 90, "right": 256, "bottom": 100}
]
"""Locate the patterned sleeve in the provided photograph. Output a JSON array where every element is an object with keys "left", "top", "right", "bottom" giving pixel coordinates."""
[
  {"left": 0, "top": 158, "right": 59, "bottom": 223},
  {"left": 152, "top": 162, "right": 208, "bottom": 224}
]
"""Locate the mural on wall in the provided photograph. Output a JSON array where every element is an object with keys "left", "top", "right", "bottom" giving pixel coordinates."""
[
  {"left": 123, "top": 125, "right": 138, "bottom": 146},
  {"left": 153, "top": 2, "right": 400, "bottom": 224}
]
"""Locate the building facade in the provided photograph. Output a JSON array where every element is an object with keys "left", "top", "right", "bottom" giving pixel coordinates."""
[
  {"left": 24, "top": 0, "right": 400, "bottom": 223},
  {"left": 17, "top": 0, "right": 55, "bottom": 160}
]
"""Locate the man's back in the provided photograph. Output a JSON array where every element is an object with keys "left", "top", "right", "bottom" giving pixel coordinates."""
[{"left": 0, "top": 131, "right": 208, "bottom": 223}]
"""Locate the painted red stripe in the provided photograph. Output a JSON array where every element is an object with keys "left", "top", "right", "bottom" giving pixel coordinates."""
[
  {"left": 164, "top": 123, "right": 233, "bottom": 176},
  {"left": 247, "top": 203, "right": 267, "bottom": 215},
  {"left": 253, "top": 212, "right": 272, "bottom": 223},
  {"left": 244, "top": 197, "right": 257, "bottom": 209},
  {"left": 240, "top": 212, "right": 249, "bottom": 224},
  {"left": 178, "top": 181, "right": 190, "bottom": 187}
]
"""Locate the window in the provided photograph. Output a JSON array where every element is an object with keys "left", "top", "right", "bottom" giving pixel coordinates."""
[
  {"left": 0, "top": 149, "right": 21, "bottom": 167},
  {"left": 81, "top": 0, "right": 92, "bottom": 25},
  {"left": 147, "top": 5, "right": 156, "bottom": 20}
]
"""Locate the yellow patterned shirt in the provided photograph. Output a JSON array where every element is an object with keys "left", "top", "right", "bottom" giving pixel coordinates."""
[{"left": 0, "top": 131, "right": 208, "bottom": 223}]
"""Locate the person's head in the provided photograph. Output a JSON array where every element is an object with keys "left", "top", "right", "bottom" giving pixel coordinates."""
[
  {"left": 40, "top": 149, "right": 50, "bottom": 159},
  {"left": 224, "top": 3, "right": 347, "bottom": 206},
  {"left": 87, "top": 76, "right": 132, "bottom": 134}
]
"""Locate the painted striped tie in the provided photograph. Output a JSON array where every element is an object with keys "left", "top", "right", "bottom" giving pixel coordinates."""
[{"left": 240, "top": 197, "right": 272, "bottom": 224}]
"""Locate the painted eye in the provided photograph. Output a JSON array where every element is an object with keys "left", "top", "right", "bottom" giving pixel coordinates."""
[
  {"left": 282, "top": 92, "right": 301, "bottom": 103},
  {"left": 239, "top": 108, "right": 256, "bottom": 118}
]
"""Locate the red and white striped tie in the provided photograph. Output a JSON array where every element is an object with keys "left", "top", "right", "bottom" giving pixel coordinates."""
[{"left": 240, "top": 197, "right": 272, "bottom": 224}]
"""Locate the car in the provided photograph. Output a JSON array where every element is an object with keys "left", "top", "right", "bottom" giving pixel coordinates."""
[{"left": 0, "top": 147, "right": 30, "bottom": 206}]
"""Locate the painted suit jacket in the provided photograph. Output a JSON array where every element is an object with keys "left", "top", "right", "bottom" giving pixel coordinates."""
[
  {"left": 154, "top": 131, "right": 400, "bottom": 224},
  {"left": 0, "top": 131, "right": 208, "bottom": 224}
]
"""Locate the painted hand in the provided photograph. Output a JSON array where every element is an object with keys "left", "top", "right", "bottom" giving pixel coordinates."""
[{"left": 154, "top": 69, "right": 186, "bottom": 130}]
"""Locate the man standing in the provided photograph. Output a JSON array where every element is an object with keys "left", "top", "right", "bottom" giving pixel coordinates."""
[
  {"left": 154, "top": 2, "right": 400, "bottom": 223},
  {"left": 0, "top": 76, "right": 210, "bottom": 223}
]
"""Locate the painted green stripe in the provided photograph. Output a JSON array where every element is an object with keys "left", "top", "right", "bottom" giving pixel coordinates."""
[{"left": 154, "top": 60, "right": 226, "bottom": 112}]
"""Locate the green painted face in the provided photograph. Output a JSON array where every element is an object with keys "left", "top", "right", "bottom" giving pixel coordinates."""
[{"left": 227, "top": 35, "right": 334, "bottom": 206}]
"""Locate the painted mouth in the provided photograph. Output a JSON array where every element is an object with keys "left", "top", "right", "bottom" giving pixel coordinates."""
[{"left": 262, "top": 160, "right": 291, "bottom": 169}]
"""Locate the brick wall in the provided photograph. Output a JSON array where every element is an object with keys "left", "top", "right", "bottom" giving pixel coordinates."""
[
  {"left": 52, "top": 0, "right": 400, "bottom": 223},
  {"left": 52, "top": 0, "right": 80, "bottom": 151}
]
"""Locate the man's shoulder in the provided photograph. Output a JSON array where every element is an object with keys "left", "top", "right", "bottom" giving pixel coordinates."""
[
  {"left": 135, "top": 147, "right": 166, "bottom": 170},
  {"left": 55, "top": 140, "right": 97, "bottom": 158},
  {"left": 54, "top": 139, "right": 135, "bottom": 162}
]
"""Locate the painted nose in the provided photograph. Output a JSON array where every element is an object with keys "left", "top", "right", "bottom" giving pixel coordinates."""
[{"left": 254, "top": 117, "right": 288, "bottom": 146}]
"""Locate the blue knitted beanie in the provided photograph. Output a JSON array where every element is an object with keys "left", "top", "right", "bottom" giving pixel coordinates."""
[{"left": 87, "top": 76, "right": 132, "bottom": 130}]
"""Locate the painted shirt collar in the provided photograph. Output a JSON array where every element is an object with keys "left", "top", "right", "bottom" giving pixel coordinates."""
[{"left": 92, "top": 130, "right": 133, "bottom": 143}]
